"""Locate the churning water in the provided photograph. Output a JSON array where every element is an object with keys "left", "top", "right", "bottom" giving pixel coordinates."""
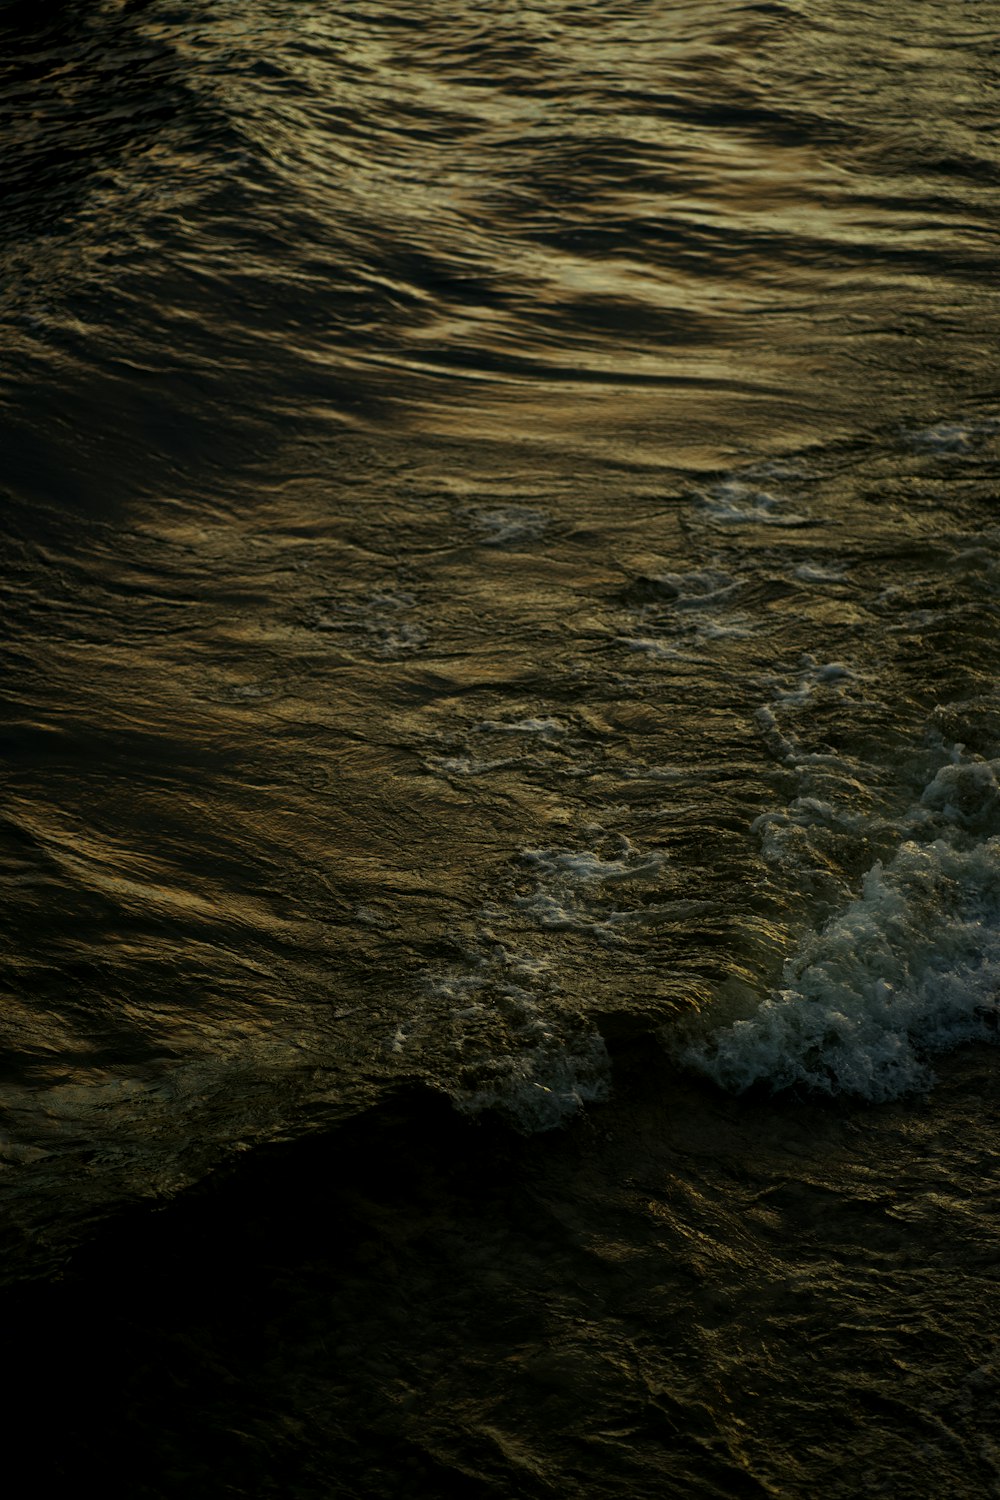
[{"left": 2, "top": 1, "right": 1000, "bottom": 1494}]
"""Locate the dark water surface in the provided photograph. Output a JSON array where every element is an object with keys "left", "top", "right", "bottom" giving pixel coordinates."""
[{"left": 3, "top": 1, "right": 1000, "bottom": 1493}]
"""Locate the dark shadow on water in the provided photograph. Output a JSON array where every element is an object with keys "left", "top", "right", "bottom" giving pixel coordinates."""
[
  {"left": 2, "top": 1085, "right": 546, "bottom": 1497},
  {"left": 2, "top": 1037, "right": 998, "bottom": 1497}
]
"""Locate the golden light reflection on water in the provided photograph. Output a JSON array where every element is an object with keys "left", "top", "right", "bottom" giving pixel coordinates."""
[
  {"left": 4, "top": 0, "right": 1000, "bottom": 1308},
  {"left": 3, "top": 20, "right": 1000, "bottom": 1496},
  {"left": 0, "top": 0, "right": 969, "bottom": 509},
  {"left": 127, "top": 0, "right": 996, "bottom": 457}
]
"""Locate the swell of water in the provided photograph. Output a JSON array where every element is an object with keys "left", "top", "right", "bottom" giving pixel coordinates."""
[
  {"left": 3, "top": 2, "right": 1000, "bottom": 1493},
  {"left": 3, "top": 0, "right": 998, "bottom": 491}
]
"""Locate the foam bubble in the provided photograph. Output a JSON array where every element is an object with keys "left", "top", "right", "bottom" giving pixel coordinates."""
[
  {"left": 795, "top": 561, "right": 849, "bottom": 584},
  {"left": 620, "top": 564, "right": 757, "bottom": 662},
  {"left": 697, "top": 480, "right": 814, "bottom": 528},
  {"left": 920, "top": 759, "right": 1000, "bottom": 830},
  {"left": 639, "top": 568, "right": 741, "bottom": 606},
  {"left": 523, "top": 846, "right": 669, "bottom": 886},
  {"left": 463, "top": 505, "right": 548, "bottom": 546},
  {"left": 412, "top": 942, "right": 610, "bottom": 1131},
  {"left": 906, "top": 415, "right": 1000, "bottom": 454},
  {"left": 515, "top": 839, "right": 694, "bottom": 944},
  {"left": 474, "top": 717, "right": 567, "bottom": 737},
  {"left": 309, "top": 589, "right": 427, "bottom": 657},
  {"left": 617, "top": 636, "right": 685, "bottom": 659},
  {"left": 767, "top": 655, "right": 863, "bottom": 709},
  {"left": 425, "top": 754, "right": 521, "bottom": 776},
  {"left": 680, "top": 831, "right": 1000, "bottom": 1100}
]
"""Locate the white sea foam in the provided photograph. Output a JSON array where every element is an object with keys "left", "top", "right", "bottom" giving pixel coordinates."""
[
  {"left": 919, "top": 759, "right": 1000, "bottom": 830},
  {"left": 463, "top": 505, "right": 548, "bottom": 546},
  {"left": 425, "top": 754, "right": 522, "bottom": 776},
  {"left": 618, "top": 618, "right": 752, "bottom": 659},
  {"left": 640, "top": 567, "right": 741, "bottom": 606},
  {"left": 515, "top": 838, "right": 693, "bottom": 944},
  {"left": 681, "top": 755, "right": 1000, "bottom": 1099},
  {"left": 617, "top": 636, "right": 686, "bottom": 659},
  {"left": 412, "top": 936, "right": 609, "bottom": 1132},
  {"left": 752, "top": 796, "right": 874, "bottom": 866},
  {"left": 619, "top": 564, "right": 755, "bottom": 661},
  {"left": 768, "top": 655, "right": 862, "bottom": 708},
  {"left": 520, "top": 890, "right": 715, "bottom": 938},
  {"left": 694, "top": 615, "right": 754, "bottom": 640},
  {"left": 754, "top": 656, "right": 872, "bottom": 768},
  {"left": 522, "top": 846, "right": 669, "bottom": 886},
  {"left": 794, "top": 561, "right": 849, "bottom": 584},
  {"left": 310, "top": 589, "right": 427, "bottom": 657},
  {"left": 906, "top": 415, "right": 1000, "bottom": 454},
  {"left": 755, "top": 704, "right": 801, "bottom": 763},
  {"left": 474, "top": 717, "right": 567, "bottom": 737},
  {"left": 414, "top": 834, "right": 675, "bottom": 1126},
  {"left": 682, "top": 837, "right": 1000, "bottom": 1099},
  {"left": 697, "top": 480, "right": 814, "bottom": 528},
  {"left": 434, "top": 836, "right": 695, "bottom": 1121}
]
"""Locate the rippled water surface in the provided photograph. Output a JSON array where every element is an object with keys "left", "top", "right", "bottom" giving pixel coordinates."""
[{"left": 2, "top": 1, "right": 1000, "bottom": 1493}]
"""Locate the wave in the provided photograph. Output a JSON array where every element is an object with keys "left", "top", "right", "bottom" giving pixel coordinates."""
[{"left": 679, "top": 755, "right": 1000, "bottom": 1099}]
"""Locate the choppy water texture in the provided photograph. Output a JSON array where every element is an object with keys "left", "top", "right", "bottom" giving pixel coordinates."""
[{"left": 2, "top": 1, "right": 1000, "bottom": 1494}]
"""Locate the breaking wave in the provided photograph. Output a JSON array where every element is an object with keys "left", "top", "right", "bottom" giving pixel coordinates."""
[{"left": 679, "top": 756, "right": 1000, "bottom": 1099}]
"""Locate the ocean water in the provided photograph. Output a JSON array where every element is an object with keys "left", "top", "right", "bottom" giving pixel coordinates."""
[{"left": 3, "top": 0, "right": 1000, "bottom": 1493}]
